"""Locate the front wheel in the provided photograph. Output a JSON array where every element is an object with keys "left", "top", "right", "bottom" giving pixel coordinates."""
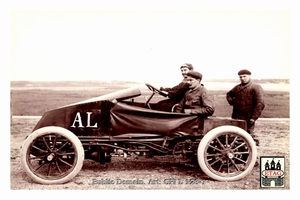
[
  {"left": 20, "top": 126, "right": 84, "bottom": 184},
  {"left": 197, "top": 125, "right": 257, "bottom": 181}
]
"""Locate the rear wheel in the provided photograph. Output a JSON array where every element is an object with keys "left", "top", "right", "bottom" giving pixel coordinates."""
[
  {"left": 20, "top": 126, "right": 84, "bottom": 184},
  {"left": 197, "top": 126, "right": 257, "bottom": 181}
]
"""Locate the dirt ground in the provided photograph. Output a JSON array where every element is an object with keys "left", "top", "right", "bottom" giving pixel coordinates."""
[{"left": 10, "top": 117, "right": 290, "bottom": 190}]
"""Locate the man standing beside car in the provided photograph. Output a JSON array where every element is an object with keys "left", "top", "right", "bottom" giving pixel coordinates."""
[
  {"left": 156, "top": 63, "right": 194, "bottom": 111},
  {"left": 226, "top": 69, "right": 265, "bottom": 146},
  {"left": 174, "top": 71, "right": 215, "bottom": 116}
]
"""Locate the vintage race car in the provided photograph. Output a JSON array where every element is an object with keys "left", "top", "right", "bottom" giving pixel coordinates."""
[{"left": 20, "top": 83, "right": 257, "bottom": 184}]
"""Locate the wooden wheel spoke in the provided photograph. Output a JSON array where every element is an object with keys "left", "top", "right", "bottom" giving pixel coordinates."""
[
  {"left": 217, "top": 162, "right": 224, "bottom": 172},
  {"left": 234, "top": 151, "right": 249, "bottom": 155},
  {"left": 58, "top": 157, "right": 73, "bottom": 167},
  {"left": 33, "top": 161, "right": 47, "bottom": 172},
  {"left": 42, "top": 136, "right": 51, "bottom": 151},
  {"left": 29, "top": 155, "right": 45, "bottom": 161},
  {"left": 227, "top": 161, "right": 230, "bottom": 173},
  {"left": 210, "top": 157, "right": 222, "bottom": 166},
  {"left": 58, "top": 151, "right": 75, "bottom": 156},
  {"left": 225, "top": 134, "right": 229, "bottom": 146},
  {"left": 215, "top": 137, "right": 225, "bottom": 149},
  {"left": 57, "top": 141, "right": 70, "bottom": 151},
  {"left": 229, "top": 159, "right": 240, "bottom": 171},
  {"left": 207, "top": 153, "right": 223, "bottom": 157},
  {"left": 47, "top": 161, "right": 52, "bottom": 176},
  {"left": 52, "top": 135, "right": 57, "bottom": 150},
  {"left": 208, "top": 144, "right": 222, "bottom": 152},
  {"left": 32, "top": 145, "right": 47, "bottom": 153},
  {"left": 233, "top": 142, "right": 246, "bottom": 151},
  {"left": 55, "top": 160, "right": 62, "bottom": 173},
  {"left": 234, "top": 156, "right": 247, "bottom": 164},
  {"left": 230, "top": 136, "right": 238, "bottom": 146}
]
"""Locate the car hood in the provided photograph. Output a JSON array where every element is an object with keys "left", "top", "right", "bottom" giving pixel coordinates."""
[{"left": 60, "top": 86, "right": 142, "bottom": 108}]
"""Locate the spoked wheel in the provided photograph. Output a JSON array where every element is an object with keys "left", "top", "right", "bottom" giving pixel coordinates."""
[
  {"left": 197, "top": 126, "right": 257, "bottom": 181},
  {"left": 20, "top": 126, "right": 84, "bottom": 184}
]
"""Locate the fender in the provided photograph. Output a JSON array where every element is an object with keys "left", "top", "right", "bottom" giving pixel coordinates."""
[{"left": 203, "top": 116, "right": 247, "bottom": 134}]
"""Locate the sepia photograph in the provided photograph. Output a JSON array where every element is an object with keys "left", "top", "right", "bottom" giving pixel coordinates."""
[{"left": 6, "top": 0, "right": 298, "bottom": 197}]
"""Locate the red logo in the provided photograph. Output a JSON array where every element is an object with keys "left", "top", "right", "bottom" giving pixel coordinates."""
[{"left": 262, "top": 170, "right": 284, "bottom": 177}]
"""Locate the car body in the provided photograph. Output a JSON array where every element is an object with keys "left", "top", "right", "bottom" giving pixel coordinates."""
[{"left": 20, "top": 83, "right": 257, "bottom": 184}]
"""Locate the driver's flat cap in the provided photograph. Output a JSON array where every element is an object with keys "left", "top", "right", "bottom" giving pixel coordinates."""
[
  {"left": 180, "top": 63, "right": 194, "bottom": 70},
  {"left": 238, "top": 69, "right": 251, "bottom": 75},
  {"left": 187, "top": 71, "right": 202, "bottom": 80}
]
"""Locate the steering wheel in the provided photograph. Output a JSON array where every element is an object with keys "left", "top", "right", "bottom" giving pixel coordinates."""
[
  {"left": 144, "top": 83, "right": 168, "bottom": 109},
  {"left": 145, "top": 83, "right": 168, "bottom": 97}
]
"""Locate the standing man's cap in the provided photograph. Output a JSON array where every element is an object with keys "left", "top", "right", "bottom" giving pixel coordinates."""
[
  {"left": 187, "top": 71, "right": 202, "bottom": 80},
  {"left": 180, "top": 63, "right": 194, "bottom": 70},
  {"left": 238, "top": 69, "right": 251, "bottom": 75}
]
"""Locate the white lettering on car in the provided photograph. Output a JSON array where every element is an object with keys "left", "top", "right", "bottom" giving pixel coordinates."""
[{"left": 71, "top": 112, "right": 98, "bottom": 128}]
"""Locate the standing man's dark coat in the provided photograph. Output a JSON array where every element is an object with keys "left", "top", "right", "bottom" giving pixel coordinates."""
[
  {"left": 226, "top": 81, "right": 265, "bottom": 122},
  {"left": 226, "top": 69, "right": 265, "bottom": 136}
]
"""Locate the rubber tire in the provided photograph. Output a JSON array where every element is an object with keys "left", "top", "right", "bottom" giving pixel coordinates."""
[
  {"left": 197, "top": 125, "right": 257, "bottom": 181},
  {"left": 20, "top": 126, "right": 84, "bottom": 184}
]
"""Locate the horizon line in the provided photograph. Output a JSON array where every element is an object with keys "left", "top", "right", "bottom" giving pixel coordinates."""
[{"left": 10, "top": 78, "right": 290, "bottom": 82}]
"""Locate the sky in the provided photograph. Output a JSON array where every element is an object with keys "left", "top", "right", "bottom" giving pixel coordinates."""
[{"left": 8, "top": 1, "right": 296, "bottom": 84}]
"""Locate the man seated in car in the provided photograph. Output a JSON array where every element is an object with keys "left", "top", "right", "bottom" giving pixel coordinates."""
[
  {"left": 174, "top": 71, "right": 215, "bottom": 116},
  {"left": 156, "top": 63, "right": 194, "bottom": 111}
]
